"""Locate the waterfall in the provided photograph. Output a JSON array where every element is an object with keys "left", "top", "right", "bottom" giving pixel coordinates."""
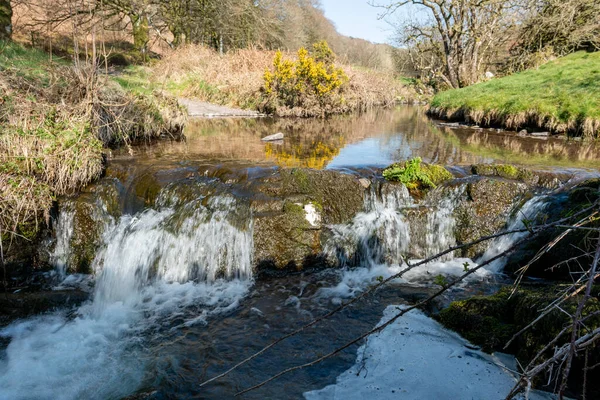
[
  {"left": 92, "top": 195, "right": 253, "bottom": 312},
  {"left": 324, "top": 184, "right": 413, "bottom": 268},
  {"left": 49, "top": 205, "right": 75, "bottom": 277},
  {"left": 423, "top": 185, "right": 465, "bottom": 260},
  {"left": 478, "top": 195, "right": 549, "bottom": 273},
  {"left": 0, "top": 189, "right": 254, "bottom": 400}
]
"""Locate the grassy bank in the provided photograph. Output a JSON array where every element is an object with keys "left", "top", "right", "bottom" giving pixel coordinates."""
[
  {"left": 0, "top": 40, "right": 185, "bottom": 269},
  {"left": 116, "top": 44, "right": 418, "bottom": 117},
  {"left": 429, "top": 51, "right": 600, "bottom": 138}
]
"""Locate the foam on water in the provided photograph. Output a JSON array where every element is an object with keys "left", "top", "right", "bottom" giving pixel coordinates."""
[{"left": 305, "top": 305, "right": 558, "bottom": 400}]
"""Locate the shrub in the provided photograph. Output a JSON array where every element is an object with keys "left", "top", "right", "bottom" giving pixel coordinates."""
[
  {"left": 262, "top": 43, "right": 349, "bottom": 117},
  {"left": 383, "top": 157, "right": 453, "bottom": 191}
]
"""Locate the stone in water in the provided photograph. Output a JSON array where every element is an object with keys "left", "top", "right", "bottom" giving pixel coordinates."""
[{"left": 262, "top": 132, "right": 284, "bottom": 141}]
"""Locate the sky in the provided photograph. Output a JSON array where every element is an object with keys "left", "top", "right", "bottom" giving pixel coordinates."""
[{"left": 320, "top": 0, "right": 394, "bottom": 44}]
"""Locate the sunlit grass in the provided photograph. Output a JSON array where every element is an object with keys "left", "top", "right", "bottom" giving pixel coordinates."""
[{"left": 431, "top": 52, "right": 600, "bottom": 136}]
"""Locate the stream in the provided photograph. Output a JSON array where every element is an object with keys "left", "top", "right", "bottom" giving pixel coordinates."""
[{"left": 1, "top": 106, "right": 597, "bottom": 399}]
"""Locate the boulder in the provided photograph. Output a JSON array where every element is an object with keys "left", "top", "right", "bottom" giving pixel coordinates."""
[
  {"left": 252, "top": 168, "right": 366, "bottom": 272},
  {"left": 454, "top": 178, "right": 529, "bottom": 258}
]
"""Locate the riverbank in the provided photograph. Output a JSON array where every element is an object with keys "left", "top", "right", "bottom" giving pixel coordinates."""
[
  {"left": 429, "top": 51, "right": 600, "bottom": 138},
  {"left": 115, "top": 44, "right": 420, "bottom": 117},
  {"left": 0, "top": 40, "right": 185, "bottom": 270}
]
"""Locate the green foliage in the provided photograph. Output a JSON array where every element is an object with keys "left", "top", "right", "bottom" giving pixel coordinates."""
[
  {"left": 382, "top": 157, "right": 453, "bottom": 191},
  {"left": 434, "top": 274, "right": 448, "bottom": 287},
  {"left": 263, "top": 42, "right": 349, "bottom": 115},
  {"left": 431, "top": 51, "right": 600, "bottom": 137}
]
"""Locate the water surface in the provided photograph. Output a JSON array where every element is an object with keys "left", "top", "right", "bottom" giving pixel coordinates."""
[{"left": 115, "top": 106, "right": 600, "bottom": 171}]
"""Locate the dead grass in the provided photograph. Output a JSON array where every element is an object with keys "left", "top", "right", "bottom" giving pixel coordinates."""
[
  {"left": 149, "top": 44, "right": 416, "bottom": 116},
  {"left": 0, "top": 40, "right": 185, "bottom": 262}
]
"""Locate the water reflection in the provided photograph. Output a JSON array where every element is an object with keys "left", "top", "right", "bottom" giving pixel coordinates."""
[{"left": 114, "top": 106, "right": 600, "bottom": 170}]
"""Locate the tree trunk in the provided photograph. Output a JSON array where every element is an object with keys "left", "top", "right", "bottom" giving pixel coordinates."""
[
  {"left": 445, "top": 54, "right": 461, "bottom": 89},
  {"left": 131, "top": 13, "right": 150, "bottom": 60},
  {"left": 0, "top": 0, "right": 12, "bottom": 41}
]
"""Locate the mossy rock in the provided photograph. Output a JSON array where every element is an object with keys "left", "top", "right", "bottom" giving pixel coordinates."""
[
  {"left": 258, "top": 168, "right": 364, "bottom": 225},
  {"left": 438, "top": 285, "right": 600, "bottom": 395},
  {"left": 253, "top": 199, "right": 325, "bottom": 271},
  {"left": 504, "top": 180, "right": 600, "bottom": 280},
  {"left": 454, "top": 178, "right": 529, "bottom": 258},
  {"left": 471, "top": 164, "right": 562, "bottom": 189}
]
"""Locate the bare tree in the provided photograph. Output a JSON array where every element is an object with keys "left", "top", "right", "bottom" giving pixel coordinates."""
[
  {"left": 508, "top": 0, "right": 600, "bottom": 71},
  {"left": 385, "top": 0, "right": 516, "bottom": 88},
  {"left": 0, "top": 0, "right": 12, "bottom": 40}
]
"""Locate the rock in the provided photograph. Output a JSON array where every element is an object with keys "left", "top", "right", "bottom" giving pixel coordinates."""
[
  {"left": 529, "top": 131, "right": 550, "bottom": 137},
  {"left": 253, "top": 168, "right": 366, "bottom": 271},
  {"left": 504, "top": 179, "right": 600, "bottom": 280},
  {"left": 438, "top": 285, "right": 600, "bottom": 397},
  {"left": 471, "top": 164, "right": 565, "bottom": 190},
  {"left": 453, "top": 177, "right": 529, "bottom": 258},
  {"left": 261, "top": 132, "right": 284, "bottom": 141},
  {"left": 358, "top": 178, "right": 371, "bottom": 189},
  {"left": 0, "top": 290, "right": 89, "bottom": 327},
  {"left": 518, "top": 129, "right": 528, "bottom": 136},
  {"left": 485, "top": 71, "right": 494, "bottom": 79}
]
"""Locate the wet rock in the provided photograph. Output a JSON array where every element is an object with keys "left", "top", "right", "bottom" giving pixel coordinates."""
[
  {"left": 253, "top": 168, "right": 366, "bottom": 271},
  {"left": 454, "top": 178, "right": 529, "bottom": 258},
  {"left": 253, "top": 200, "right": 324, "bottom": 271},
  {"left": 258, "top": 168, "right": 364, "bottom": 224},
  {"left": 504, "top": 179, "right": 600, "bottom": 280},
  {"left": 0, "top": 290, "right": 89, "bottom": 327},
  {"left": 359, "top": 178, "right": 371, "bottom": 189},
  {"left": 471, "top": 164, "right": 564, "bottom": 189},
  {"left": 438, "top": 284, "right": 600, "bottom": 397},
  {"left": 52, "top": 181, "right": 122, "bottom": 274}
]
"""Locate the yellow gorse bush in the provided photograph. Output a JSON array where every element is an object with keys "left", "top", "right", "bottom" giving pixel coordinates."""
[{"left": 263, "top": 41, "right": 348, "bottom": 115}]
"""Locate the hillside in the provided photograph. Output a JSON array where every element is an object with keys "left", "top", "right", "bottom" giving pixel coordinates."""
[{"left": 429, "top": 51, "right": 600, "bottom": 138}]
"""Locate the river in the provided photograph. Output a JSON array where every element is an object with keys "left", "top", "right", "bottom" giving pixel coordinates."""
[{"left": 0, "top": 106, "right": 595, "bottom": 399}]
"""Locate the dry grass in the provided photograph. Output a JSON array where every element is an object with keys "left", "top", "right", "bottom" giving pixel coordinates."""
[
  {"left": 0, "top": 40, "right": 185, "bottom": 262},
  {"left": 148, "top": 44, "right": 415, "bottom": 116}
]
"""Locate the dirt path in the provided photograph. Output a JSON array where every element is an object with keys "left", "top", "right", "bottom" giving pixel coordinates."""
[{"left": 179, "top": 98, "right": 263, "bottom": 118}]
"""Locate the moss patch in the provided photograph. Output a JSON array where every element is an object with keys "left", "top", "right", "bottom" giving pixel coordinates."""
[
  {"left": 439, "top": 285, "right": 600, "bottom": 369},
  {"left": 383, "top": 157, "right": 453, "bottom": 194}
]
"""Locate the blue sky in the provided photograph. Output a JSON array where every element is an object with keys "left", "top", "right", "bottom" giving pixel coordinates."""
[{"left": 320, "top": 0, "right": 394, "bottom": 44}]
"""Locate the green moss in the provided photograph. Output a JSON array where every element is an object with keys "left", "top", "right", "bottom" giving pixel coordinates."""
[
  {"left": 290, "top": 168, "right": 310, "bottom": 192},
  {"left": 439, "top": 285, "right": 600, "bottom": 362},
  {"left": 471, "top": 164, "right": 534, "bottom": 182},
  {"left": 383, "top": 157, "right": 453, "bottom": 192}
]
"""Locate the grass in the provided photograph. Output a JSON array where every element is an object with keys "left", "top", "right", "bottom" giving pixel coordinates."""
[
  {"left": 0, "top": 40, "right": 185, "bottom": 262},
  {"left": 430, "top": 51, "right": 600, "bottom": 138}
]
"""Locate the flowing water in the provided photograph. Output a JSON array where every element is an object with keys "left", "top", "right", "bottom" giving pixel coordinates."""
[{"left": 0, "top": 106, "right": 590, "bottom": 399}]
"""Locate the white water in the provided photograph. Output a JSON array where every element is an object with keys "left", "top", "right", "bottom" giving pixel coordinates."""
[
  {"left": 479, "top": 196, "right": 549, "bottom": 273},
  {"left": 423, "top": 186, "right": 465, "bottom": 260},
  {"left": 0, "top": 194, "right": 254, "bottom": 400},
  {"left": 49, "top": 206, "right": 75, "bottom": 277}
]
